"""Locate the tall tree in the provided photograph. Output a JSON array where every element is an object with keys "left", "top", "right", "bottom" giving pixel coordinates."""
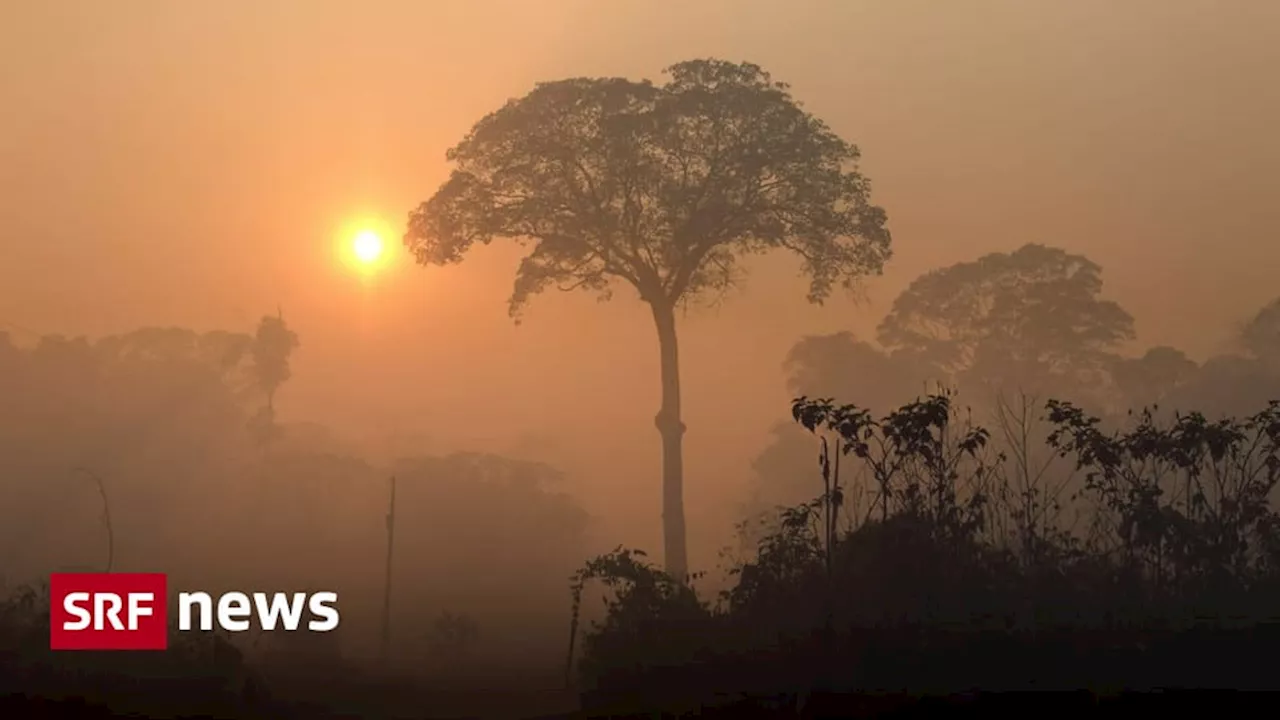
[
  {"left": 403, "top": 59, "right": 892, "bottom": 578},
  {"left": 877, "top": 244, "right": 1134, "bottom": 407}
]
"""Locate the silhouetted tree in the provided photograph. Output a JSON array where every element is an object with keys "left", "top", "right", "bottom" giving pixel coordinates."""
[
  {"left": 877, "top": 244, "right": 1135, "bottom": 409},
  {"left": 403, "top": 59, "right": 892, "bottom": 579},
  {"left": 250, "top": 313, "right": 299, "bottom": 435}
]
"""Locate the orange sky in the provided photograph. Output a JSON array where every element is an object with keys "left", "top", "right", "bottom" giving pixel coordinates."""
[{"left": 2, "top": 0, "right": 1278, "bottom": 567}]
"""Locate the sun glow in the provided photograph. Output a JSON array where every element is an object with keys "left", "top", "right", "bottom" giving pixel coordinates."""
[
  {"left": 353, "top": 229, "right": 384, "bottom": 264},
  {"left": 335, "top": 217, "right": 396, "bottom": 277}
]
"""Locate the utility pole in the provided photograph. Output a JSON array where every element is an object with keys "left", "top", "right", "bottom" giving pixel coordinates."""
[{"left": 380, "top": 475, "right": 397, "bottom": 669}]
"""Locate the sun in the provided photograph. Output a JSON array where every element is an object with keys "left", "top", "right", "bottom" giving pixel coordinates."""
[
  {"left": 352, "top": 229, "right": 384, "bottom": 264},
  {"left": 334, "top": 216, "right": 395, "bottom": 277}
]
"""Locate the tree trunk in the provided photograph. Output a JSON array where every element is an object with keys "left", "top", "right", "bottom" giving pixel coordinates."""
[{"left": 650, "top": 301, "right": 688, "bottom": 581}]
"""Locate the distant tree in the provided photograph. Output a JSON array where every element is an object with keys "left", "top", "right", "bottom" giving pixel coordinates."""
[
  {"left": 197, "top": 330, "right": 255, "bottom": 380},
  {"left": 1149, "top": 298, "right": 1280, "bottom": 419},
  {"left": 0, "top": 325, "right": 265, "bottom": 579},
  {"left": 741, "top": 422, "right": 824, "bottom": 535},
  {"left": 1165, "top": 355, "right": 1280, "bottom": 419},
  {"left": 28, "top": 335, "right": 97, "bottom": 395},
  {"left": 94, "top": 329, "right": 251, "bottom": 459},
  {"left": 423, "top": 611, "right": 480, "bottom": 664},
  {"left": 250, "top": 313, "right": 299, "bottom": 422},
  {"left": 403, "top": 59, "right": 892, "bottom": 579},
  {"left": 1111, "top": 345, "right": 1198, "bottom": 412},
  {"left": 95, "top": 327, "right": 255, "bottom": 394},
  {"left": 96, "top": 327, "right": 199, "bottom": 363},
  {"left": 877, "top": 244, "right": 1135, "bottom": 408},
  {"left": 79, "top": 329, "right": 263, "bottom": 469},
  {"left": 784, "top": 331, "right": 933, "bottom": 415},
  {"left": 743, "top": 332, "right": 930, "bottom": 522},
  {"left": 1241, "top": 297, "right": 1280, "bottom": 363},
  {"left": 391, "top": 452, "right": 589, "bottom": 563}
]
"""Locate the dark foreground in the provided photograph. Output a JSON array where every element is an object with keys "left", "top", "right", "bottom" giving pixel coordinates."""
[
  {"left": 3, "top": 689, "right": 1277, "bottom": 719},
  {"left": 6, "top": 396, "right": 1280, "bottom": 716}
]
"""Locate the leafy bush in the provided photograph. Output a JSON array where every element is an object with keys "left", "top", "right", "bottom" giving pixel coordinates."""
[{"left": 570, "top": 394, "right": 1280, "bottom": 711}]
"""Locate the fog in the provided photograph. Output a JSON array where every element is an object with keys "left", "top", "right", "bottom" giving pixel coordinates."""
[{"left": 2, "top": 1, "right": 1280, "bottom": 712}]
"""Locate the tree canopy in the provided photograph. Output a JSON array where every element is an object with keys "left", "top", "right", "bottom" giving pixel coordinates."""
[
  {"left": 404, "top": 59, "right": 892, "bottom": 317},
  {"left": 876, "top": 243, "right": 1135, "bottom": 399},
  {"left": 405, "top": 58, "right": 894, "bottom": 580},
  {"left": 1111, "top": 345, "right": 1198, "bottom": 411}
]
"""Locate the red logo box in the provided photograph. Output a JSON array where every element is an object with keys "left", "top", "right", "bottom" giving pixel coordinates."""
[{"left": 49, "top": 573, "right": 169, "bottom": 650}]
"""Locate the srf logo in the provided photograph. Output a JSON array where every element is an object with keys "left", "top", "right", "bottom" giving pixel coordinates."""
[{"left": 49, "top": 573, "right": 169, "bottom": 650}]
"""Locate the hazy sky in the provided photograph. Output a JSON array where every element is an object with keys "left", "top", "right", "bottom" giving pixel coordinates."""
[{"left": 3, "top": 1, "right": 1278, "bottom": 564}]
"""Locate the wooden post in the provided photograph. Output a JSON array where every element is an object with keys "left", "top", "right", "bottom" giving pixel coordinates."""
[{"left": 380, "top": 475, "right": 396, "bottom": 669}]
